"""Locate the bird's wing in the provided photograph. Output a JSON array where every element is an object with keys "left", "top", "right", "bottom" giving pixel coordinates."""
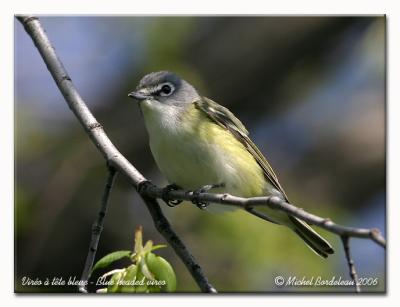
[{"left": 194, "top": 97, "right": 289, "bottom": 201}]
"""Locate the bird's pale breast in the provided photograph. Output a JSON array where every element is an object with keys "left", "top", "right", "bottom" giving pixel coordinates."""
[{"left": 141, "top": 101, "right": 266, "bottom": 198}]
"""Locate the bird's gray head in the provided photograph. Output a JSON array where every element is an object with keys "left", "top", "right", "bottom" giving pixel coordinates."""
[{"left": 128, "top": 71, "right": 200, "bottom": 107}]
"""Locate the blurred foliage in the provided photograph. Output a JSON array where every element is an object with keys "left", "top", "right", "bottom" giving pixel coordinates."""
[
  {"left": 92, "top": 227, "right": 177, "bottom": 293},
  {"left": 15, "top": 16, "right": 385, "bottom": 293}
]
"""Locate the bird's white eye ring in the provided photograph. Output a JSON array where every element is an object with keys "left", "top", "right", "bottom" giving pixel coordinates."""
[{"left": 158, "top": 82, "right": 175, "bottom": 96}]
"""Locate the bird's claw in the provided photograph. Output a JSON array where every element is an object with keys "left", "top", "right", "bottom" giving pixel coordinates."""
[
  {"left": 192, "top": 190, "right": 209, "bottom": 210},
  {"left": 162, "top": 184, "right": 183, "bottom": 207},
  {"left": 191, "top": 183, "right": 225, "bottom": 210}
]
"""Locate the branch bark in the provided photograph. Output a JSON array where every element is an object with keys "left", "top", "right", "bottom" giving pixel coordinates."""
[
  {"left": 17, "top": 15, "right": 386, "bottom": 293},
  {"left": 17, "top": 15, "right": 216, "bottom": 293},
  {"left": 143, "top": 184, "right": 386, "bottom": 248},
  {"left": 341, "top": 236, "right": 361, "bottom": 293},
  {"left": 79, "top": 166, "right": 117, "bottom": 293}
]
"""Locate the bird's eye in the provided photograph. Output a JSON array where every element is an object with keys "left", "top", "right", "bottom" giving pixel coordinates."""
[
  {"left": 161, "top": 85, "right": 171, "bottom": 94},
  {"left": 159, "top": 83, "right": 174, "bottom": 96}
]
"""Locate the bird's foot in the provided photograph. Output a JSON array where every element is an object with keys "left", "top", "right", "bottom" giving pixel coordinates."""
[
  {"left": 191, "top": 183, "right": 225, "bottom": 210},
  {"left": 162, "top": 183, "right": 183, "bottom": 207}
]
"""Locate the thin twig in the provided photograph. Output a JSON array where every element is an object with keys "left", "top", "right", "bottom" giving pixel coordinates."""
[
  {"left": 142, "top": 183, "right": 386, "bottom": 248},
  {"left": 17, "top": 15, "right": 217, "bottom": 293},
  {"left": 140, "top": 190, "right": 217, "bottom": 293},
  {"left": 79, "top": 166, "right": 117, "bottom": 293},
  {"left": 341, "top": 236, "right": 361, "bottom": 293}
]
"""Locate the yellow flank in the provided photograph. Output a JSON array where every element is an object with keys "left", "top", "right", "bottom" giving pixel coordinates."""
[{"left": 179, "top": 104, "right": 266, "bottom": 198}]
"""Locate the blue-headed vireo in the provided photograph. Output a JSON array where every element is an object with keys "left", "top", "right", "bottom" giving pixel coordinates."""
[{"left": 128, "top": 71, "right": 334, "bottom": 258}]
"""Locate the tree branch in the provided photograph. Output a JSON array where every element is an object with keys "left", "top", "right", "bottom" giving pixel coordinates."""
[
  {"left": 17, "top": 15, "right": 216, "bottom": 293},
  {"left": 142, "top": 183, "right": 386, "bottom": 248},
  {"left": 79, "top": 165, "right": 117, "bottom": 293},
  {"left": 341, "top": 236, "right": 361, "bottom": 293},
  {"left": 17, "top": 15, "right": 385, "bottom": 293}
]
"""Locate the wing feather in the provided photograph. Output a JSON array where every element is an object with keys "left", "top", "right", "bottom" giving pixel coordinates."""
[{"left": 194, "top": 97, "right": 289, "bottom": 201}]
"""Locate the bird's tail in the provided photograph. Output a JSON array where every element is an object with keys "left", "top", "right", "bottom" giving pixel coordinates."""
[
  {"left": 246, "top": 204, "right": 334, "bottom": 258},
  {"left": 288, "top": 215, "right": 334, "bottom": 258}
]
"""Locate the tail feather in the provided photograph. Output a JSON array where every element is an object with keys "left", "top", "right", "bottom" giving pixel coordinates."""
[
  {"left": 246, "top": 205, "right": 334, "bottom": 258},
  {"left": 289, "top": 216, "right": 334, "bottom": 258}
]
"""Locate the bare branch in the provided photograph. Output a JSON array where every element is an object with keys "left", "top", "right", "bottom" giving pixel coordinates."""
[
  {"left": 341, "top": 236, "right": 361, "bottom": 293},
  {"left": 142, "top": 183, "right": 386, "bottom": 248},
  {"left": 79, "top": 165, "right": 117, "bottom": 293},
  {"left": 139, "top": 189, "right": 217, "bottom": 293},
  {"left": 17, "top": 15, "right": 216, "bottom": 293}
]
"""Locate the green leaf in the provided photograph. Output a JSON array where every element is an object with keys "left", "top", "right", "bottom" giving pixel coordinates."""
[
  {"left": 92, "top": 250, "right": 132, "bottom": 273},
  {"left": 133, "top": 269, "right": 149, "bottom": 293},
  {"left": 151, "top": 244, "right": 167, "bottom": 252},
  {"left": 146, "top": 252, "right": 177, "bottom": 292},
  {"left": 143, "top": 240, "right": 153, "bottom": 253},
  {"left": 119, "top": 264, "right": 138, "bottom": 293},
  {"left": 139, "top": 257, "right": 155, "bottom": 281},
  {"left": 107, "top": 271, "right": 124, "bottom": 293}
]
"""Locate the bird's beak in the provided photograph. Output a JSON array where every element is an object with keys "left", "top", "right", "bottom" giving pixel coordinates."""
[{"left": 128, "top": 90, "right": 150, "bottom": 101}]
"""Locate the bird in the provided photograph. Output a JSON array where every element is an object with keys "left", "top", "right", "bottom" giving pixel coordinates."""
[{"left": 128, "top": 70, "right": 334, "bottom": 258}]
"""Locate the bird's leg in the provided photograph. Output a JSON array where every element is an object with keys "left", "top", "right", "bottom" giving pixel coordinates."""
[
  {"left": 161, "top": 183, "right": 183, "bottom": 207},
  {"left": 191, "top": 183, "right": 225, "bottom": 210}
]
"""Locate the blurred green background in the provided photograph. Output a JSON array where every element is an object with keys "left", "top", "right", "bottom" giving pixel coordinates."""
[{"left": 15, "top": 16, "right": 385, "bottom": 293}]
